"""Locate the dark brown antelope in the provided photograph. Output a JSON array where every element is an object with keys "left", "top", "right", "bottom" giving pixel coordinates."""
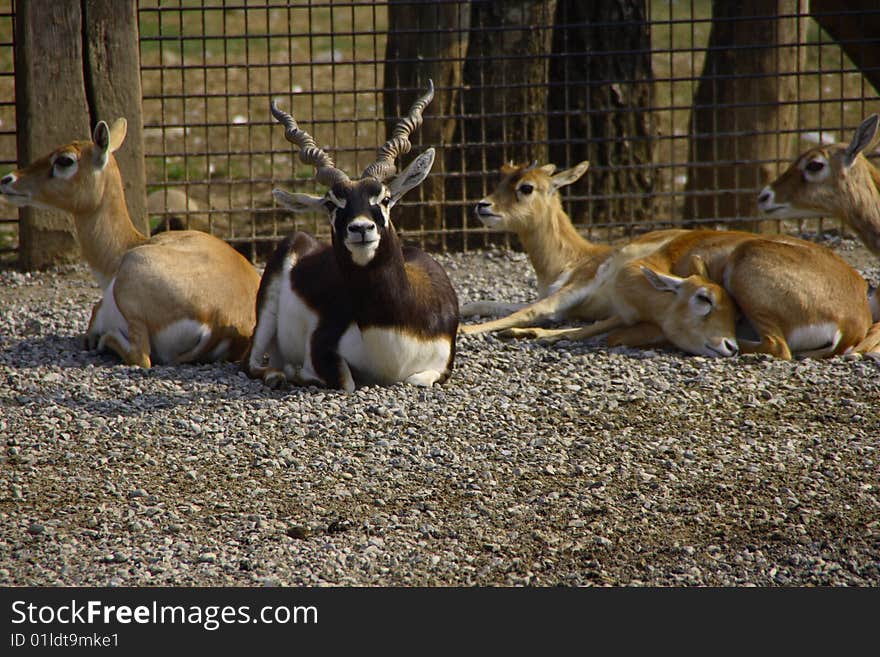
[
  {"left": 243, "top": 81, "right": 459, "bottom": 391},
  {"left": 0, "top": 119, "right": 260, "bottom": 367}
]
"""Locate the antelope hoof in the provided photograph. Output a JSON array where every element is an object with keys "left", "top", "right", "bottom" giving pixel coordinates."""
[
  {"left": 458, "top": 324, "right": 484, "bottom": 335},
  {"left": 405, "top": 370, "right": 442, "bottom": 387},
  {"left": 263, "top": 370, "right": 288, "bottom": 389},
  {"left": 499, "top": 328, "right": 539, "bottom": 340},
  {"left": 85, "top": 332, "right": 100, "bottom": 351}
]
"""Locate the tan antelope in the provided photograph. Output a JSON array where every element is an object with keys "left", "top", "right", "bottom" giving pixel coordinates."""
[
  {"left": 0, "top": 119, "right": 261, "bottom": 367},
  {"left": 758, "top": 113, "right": 880, "bottom": 331},
  {"left": 243, "top": 80, "right": 459, "bottom": 391},
  {"left": 461, "top": 161, "right": 879, "bottom": 359}
]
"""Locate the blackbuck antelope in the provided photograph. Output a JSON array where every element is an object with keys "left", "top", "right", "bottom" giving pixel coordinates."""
[
  {"left": 243, "top": 81, "right": 459, "bottom": 391},
  {"left": 461, "top": 161, "right": 879, "bottom": 359},
  {"left": 0, "top": 119, "right": 260, "bottom": 367},
  {"left": 758, "top": 113, "right": 880, "bottom": 333}
]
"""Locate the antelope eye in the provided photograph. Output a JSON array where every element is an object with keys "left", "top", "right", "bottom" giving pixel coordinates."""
[
  {"left": 381, "top": 196, "right": 392, "bottom": 207},
  {"left": 805, "top": 160, "right": 825, "bottom": 173},
  {"left": 518, "top": 183, "right": 534, "bottom": 195},
  {"left": 54, "top": 155, "right": 75, "bottom": 168}
]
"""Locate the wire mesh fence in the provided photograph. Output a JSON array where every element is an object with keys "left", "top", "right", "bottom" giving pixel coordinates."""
[
  {"left": 2, "top": 0, "right": 880, "bottom": 266},
  {"left": 0, "top": 1, "right": 15, "bottom": 261}
]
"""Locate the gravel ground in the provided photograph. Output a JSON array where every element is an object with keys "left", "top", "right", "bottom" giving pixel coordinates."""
[{"left": 1, "top": 233, "right": 879, "bottom": 587}]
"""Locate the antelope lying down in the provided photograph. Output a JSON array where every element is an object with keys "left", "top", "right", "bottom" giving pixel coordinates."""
[
  {"left": 243, "top": 81, "right": 459, "bottom": 391},
  {"left": 461, "top": 161, "right": 879, "bottom": 359},
  {"left": 0, "top": 119, "right": 260, "bottom": 366},
  {"left": 759, "top": 113, "right": 880, "bottom": 335}
]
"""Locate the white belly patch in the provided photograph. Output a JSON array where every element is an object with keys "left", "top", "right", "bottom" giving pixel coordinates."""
[
  {"left": 787, "top": 322, "right": 841, "bottom": 353},
  {"left": 91, "top": 279, "right": 128, "bottom": 340},
  {"left": 153, "top": 319, "right": 212, "bottom": 364},
  {"left": 339, "top": 325, "right": 451, "bottom": 385},
  {"left": 88, "top": 279, "right": 216, "bottom": 364},
  {"left": 276, "top": 285, "right": 319, "bottom": 368}
]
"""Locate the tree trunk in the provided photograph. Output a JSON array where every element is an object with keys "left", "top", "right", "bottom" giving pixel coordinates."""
[
  {"left": 549, "top": 0, "right": 655, "bottom": 229},
  {"left": 811, "top": 1, "right": 880, "bottom": 95},
  {"left": 453, "top": 0, "right": 557, "bottom": 247},
  {"left": 685, "top": 0, "right": 808, "bottom": 232},
  {"left": 14, "top": 0, "right": 89, "bottom": 269},
  {"left": 83, "top": 0, "right": 149, "bottom": 237},
  {"left": 14, "top": 0, "right": 148, "bottom": 269},
  {"left": 383, "top": 0, "right": 470, "bottom": 249}
]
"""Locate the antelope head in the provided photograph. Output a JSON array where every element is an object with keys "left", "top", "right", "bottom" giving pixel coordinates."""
[
  {"left": 271, "top": 81, "right": 436, "bottom": 267},
  {"left": 474, "top": 160, "right": 590, "bottom": 232},
  {"left": 639, "top": 256, "right": 739, "bottom": 358},
  {"left": 758, "top": 113, "right": 880, "bottom": 220},
  {"left": 1, "top": 119, "right": 128, "bottom": 215}
]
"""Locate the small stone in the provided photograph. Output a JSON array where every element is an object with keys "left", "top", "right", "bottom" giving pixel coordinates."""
[
  {"left": 286, "top": 525, "right": 310, "bottom": 540},
  {"left": 27, "top": 523, "right": 45, "bottom": 535},
  {"left": 198, "top": 552, "right": 217, "bottom": 564},
  {"left": 327, "top": 519, "right": 351, "bottom": 534}
]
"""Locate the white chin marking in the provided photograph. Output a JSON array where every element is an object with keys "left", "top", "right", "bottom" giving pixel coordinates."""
[
  {"left": 346, "top": 241, "right": 379, "bottom": 266},
  {"left": 475, "top": 213, "right": 502, "bottom": 228},
  {"left": 762, "top": 204, "right": 826, "bottom": 220},
  {"left": 1, "top": 192, "right": 39, "bottom": 208}
]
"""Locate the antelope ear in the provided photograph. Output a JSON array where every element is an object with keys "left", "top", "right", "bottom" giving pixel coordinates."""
[
  {"left": 688, "top": 254, "right": 709, "bottom": 279},
  {"left": 388, "top": 148, "right": 435, "bottom": 203},
  {"left": 273, "top": 188, "right": 327, "bottom": 214},
  {"left": 844, "top": 114, "right": 880, "bottom": 167},
  {"left": 550, "top": 161, "right": 590, "bottom": 191},
  {"left": 92, "top": 121, "right": 112, "bottom": 168},
  {"left": 640, "top": 264, "right": 683, "bottom": 293},
  {"left": 108, "top": 118, "right": 128, "bottom": 152}
]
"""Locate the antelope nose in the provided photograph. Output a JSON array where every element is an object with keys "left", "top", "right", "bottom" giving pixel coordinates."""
[
  {"left": 757, "top": 187, "right": 772, "bottom": 205},
  {"left": 476, "top": 201, "right": 492, "bottom": 214},
  {"left": 723, "top": 338, "right": 739, "bottom": 356},
  {"left": 0, "top": 173, "right": 14, "bottom": 186},
  {"left": 348, "top": 222, "right": 375, "bottom": 238}
]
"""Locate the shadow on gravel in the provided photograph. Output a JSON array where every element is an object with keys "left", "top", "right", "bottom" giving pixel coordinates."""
[
  {"left": 0, "top": 334, "right": 95, "bottom": 367},
  {"left": 0, "top": 334, "right": 312, "bottom": 418}
]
